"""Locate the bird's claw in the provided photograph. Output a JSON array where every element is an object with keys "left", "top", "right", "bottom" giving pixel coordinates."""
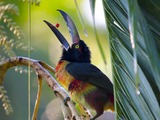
[{"left": 64, "top": 97, "right": 71, "bottom": 107}]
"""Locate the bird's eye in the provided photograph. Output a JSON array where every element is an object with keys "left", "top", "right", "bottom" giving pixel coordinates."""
[{"left": 75, "top": 44, "right": 79, "bottom": 49}]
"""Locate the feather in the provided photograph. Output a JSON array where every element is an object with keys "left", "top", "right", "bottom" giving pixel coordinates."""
[{"left": 66, "top": 62, "right": 113, "bottom": 93}]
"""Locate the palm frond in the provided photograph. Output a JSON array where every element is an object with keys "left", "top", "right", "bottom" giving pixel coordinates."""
[{"left": 102, "top": 0, "right": 160, "bottom": 119}]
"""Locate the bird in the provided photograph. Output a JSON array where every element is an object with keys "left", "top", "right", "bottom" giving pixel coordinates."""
[{"left": 44, "top": 10, "right": 114, "bottom": 120}]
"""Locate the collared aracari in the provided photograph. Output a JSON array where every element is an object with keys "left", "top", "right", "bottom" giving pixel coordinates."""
[{"left": 44, "top": 10, "right": 114, "bottom": 120}]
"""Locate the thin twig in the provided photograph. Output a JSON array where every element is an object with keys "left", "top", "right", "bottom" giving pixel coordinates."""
[
  {"left": 31, "top": 75, "right": 42, "bottom": 120},
  {"left": 38, "top": 61, "right": 56, "bottom": 74}
]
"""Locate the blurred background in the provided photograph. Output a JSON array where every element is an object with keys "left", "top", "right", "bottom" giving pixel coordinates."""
[{"left": 0, "top": 0, "right": 113, "bottom": 119}]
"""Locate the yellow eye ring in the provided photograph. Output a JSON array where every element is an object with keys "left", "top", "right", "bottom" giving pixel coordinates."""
[{"left": 75, "top": 44, "right": 79, "bottom": 49}]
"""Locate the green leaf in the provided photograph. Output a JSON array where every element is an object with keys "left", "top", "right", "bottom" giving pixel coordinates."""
[
  {"left": 102, "top": 0, "right": 160, "bottom": 119},
  {"left": 113, "top": 41, "right": 160, "bottom": 119},
  {"left": 89, "top": 0, "right": 107, "bottom": 65},
  {"left": 137, "top": 6, "right": 160, "bottom": 90},
  {"left": 128, "top": 0, "right": 140, "bottom": 90},
  {"left": 89, "top": 0, "right": 96, "bottom": 16}
]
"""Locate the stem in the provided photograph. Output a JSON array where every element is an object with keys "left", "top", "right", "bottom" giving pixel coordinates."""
[{"left": 31, "top": 75, "right": 42, "bottom": 120}]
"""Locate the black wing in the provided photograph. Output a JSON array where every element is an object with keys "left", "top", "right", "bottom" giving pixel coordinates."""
[{"left": 66, "top": 62, "right": 113, "bottom": 93}]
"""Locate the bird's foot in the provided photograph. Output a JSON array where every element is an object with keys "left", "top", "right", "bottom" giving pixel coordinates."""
[
  {"left": 53, "top": 91, "right": 58, "bottom": 95},
  {"left": 85, "top": 109, "right": 92, "bottom": 119},
  {"left": 81, "top": 115, "right": 92, "bottom": 120},
  {"left": 63, "top": 96, "right": 71, "bottom": 107}
]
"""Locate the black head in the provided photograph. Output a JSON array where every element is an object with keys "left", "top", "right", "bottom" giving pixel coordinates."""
[
  {"left": 61, "top": 40, "right": 91, "bottom": 62},
  {"left": 44, "top": 10, "right": 91, "bottom": 63}
]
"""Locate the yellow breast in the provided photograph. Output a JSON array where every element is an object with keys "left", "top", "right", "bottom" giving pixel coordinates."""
[
  {"left": 55, "top": 60, "right": 97, "bottom": 105},
  {"left": 55, "top": 60, "right": 74, "bottom": 90}
]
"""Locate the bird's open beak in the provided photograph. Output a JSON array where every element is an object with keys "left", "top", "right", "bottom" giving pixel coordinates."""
[
  {"left": 44, "top": 10, "right": 80, "bottom": 50},
  {"left": 58, "top": 10, "right": 80, "bottom": 44},
  {"left": 43, "top": 20, "right": 70, "bottom": 51}
]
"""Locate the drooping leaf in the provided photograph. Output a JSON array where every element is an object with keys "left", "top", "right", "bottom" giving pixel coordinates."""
[{"left": 89, "top": 0, "right": 107, "bottom": 65}]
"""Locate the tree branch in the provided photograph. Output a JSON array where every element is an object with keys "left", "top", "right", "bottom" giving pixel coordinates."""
[{"left": 0, "top": 56, "right": 81, "bottom": 120}]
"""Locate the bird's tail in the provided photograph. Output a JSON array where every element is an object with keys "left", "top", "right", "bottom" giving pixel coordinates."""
[{"left": 104, "top": 94, "right": 114, "bottom": 112}]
